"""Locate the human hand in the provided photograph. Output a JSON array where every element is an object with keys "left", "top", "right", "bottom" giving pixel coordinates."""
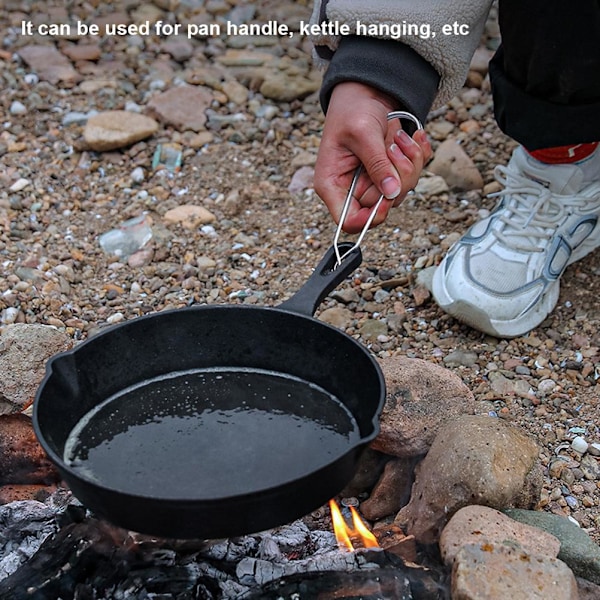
[{"left": 314, "top": 82, "right": 431, "bottom": 233}]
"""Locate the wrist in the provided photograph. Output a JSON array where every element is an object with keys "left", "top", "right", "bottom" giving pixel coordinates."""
[{"left": 330, "top": 81, "right": 398, "bottom": 113}]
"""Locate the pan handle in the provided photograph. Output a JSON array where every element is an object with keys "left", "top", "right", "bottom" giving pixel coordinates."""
[{"left": 278, "top": 242, "right": 362, "bottom": 317}]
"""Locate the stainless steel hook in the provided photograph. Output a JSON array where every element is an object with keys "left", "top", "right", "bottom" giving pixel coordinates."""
[{"left": 333, "top": 110, "right": 424, "bottom": 267}]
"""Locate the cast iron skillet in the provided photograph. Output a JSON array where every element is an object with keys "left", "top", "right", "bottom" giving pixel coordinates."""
[{"left": 33, "top": 243, "right": 385, "bottom": 539}]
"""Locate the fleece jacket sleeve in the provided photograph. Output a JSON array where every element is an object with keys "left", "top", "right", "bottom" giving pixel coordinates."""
[
  {"left": 310, "top": 0, "right": 494, "bottom": 109},
  {"left": 318, "top": 34, "right": 440, "bottom": 125}
]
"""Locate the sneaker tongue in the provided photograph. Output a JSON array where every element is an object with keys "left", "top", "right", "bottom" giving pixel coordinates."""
[{"left": 514, "top": 147, "right": 584, "bottom": 194}]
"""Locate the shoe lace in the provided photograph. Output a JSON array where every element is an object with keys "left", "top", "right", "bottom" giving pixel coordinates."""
[{"left": 488, "top": 164, "right": 588, "bottom": 252}]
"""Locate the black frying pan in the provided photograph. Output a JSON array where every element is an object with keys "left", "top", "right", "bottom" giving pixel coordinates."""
[{"left": 33, "top": 244, "right": 385, "bottom": 539}]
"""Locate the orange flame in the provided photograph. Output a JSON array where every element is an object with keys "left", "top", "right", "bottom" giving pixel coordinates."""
[{"left": 329, "top": 499, "right": 380, "bottom": 552}]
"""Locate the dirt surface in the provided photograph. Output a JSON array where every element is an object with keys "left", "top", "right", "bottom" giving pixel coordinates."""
[{"left": 0, "top": 1, "right": 599, "bottom": 544}]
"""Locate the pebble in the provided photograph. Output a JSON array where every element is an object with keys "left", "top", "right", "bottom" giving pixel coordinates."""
[
  {"left": 84, "top": 111, "right": 159, "bottom": 151},
  {"left": 358, "top": 319, "right": 388, "bottom": 341},
  {"left": 287, "top": 166, "right": 314, "bottom": 195},
  {"left": 330, "top": 289, "right": 360, "bottom": 304},
  {"left": 580, "top": 455, "right": 600, "bottom": 481},
  {"left": 318, "top": 307, "right": 353, "bottom": 330},
  {"left": 428, "top": 139, "right": 484, "bottom": 191},
  {"left": 537, "top": 379, "right": 557, "bottom": 394},
  {"left": 197, "top": 256, "right": 217, "bottom": 270},
  {"left": 443, "top": 349, "right": 478, "bottom": 368},
  {"left": 9, "top": 178, "right": 30, "bottom": 192},
  {"left": 130, "top": 167, "right": 145, "bottom": 183},
  {"left": 145, "top": 86, "right": 213, "bottom": 131},
  {"left": 163, "top": 205, "right": 216, "bottom": 226},
  {"left": 428, "top": 120, "right": 455, "bottom": 140},
  {"left": 414, "top": 175, "right": 449, "bottom": 196},
  {"left": 1, "top": 308, "right": 19, "bottom": 325},
  {"left": 572, "top": 436, "right": 589, "bottom": 454},
  {"left": 17, "top": 44, "right": 79, "bottom": 85},
  {"left": 106, "top": 312, "right": 125, "bottom": 325},
  {"left": 9, "top": 101, "right": 27, "bottom": 116}
]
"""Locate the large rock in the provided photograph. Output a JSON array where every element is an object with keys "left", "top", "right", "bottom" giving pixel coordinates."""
[
  {"left": 395, "top": 415, "right": 542, "bottom": 543},
  {"left": 372, "top": 356, "right": 476, "bottom": 457},
  {"left": 440, "top": 505, "right": 560, "bottom": 565},
  {"left": 84, "top": 111, "right": 159, "bottom": 151},
  {"left": 0, "top": 324, "right": 72, "bottom": 413},
  {"left": 452, "top": 543, "right": 578, "bottom": 600}
]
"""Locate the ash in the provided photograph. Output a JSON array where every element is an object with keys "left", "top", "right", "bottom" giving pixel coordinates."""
[{"left": 0, "top": 489, "right": 444, "bottom": 599}]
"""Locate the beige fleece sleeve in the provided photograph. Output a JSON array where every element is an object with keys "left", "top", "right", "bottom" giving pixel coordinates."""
[{"left": 309, "top": 0, "right": 494, "bottom": 108}]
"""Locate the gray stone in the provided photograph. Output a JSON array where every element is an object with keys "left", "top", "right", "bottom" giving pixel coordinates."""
[
  {"left": 330, "top": 288, "right": 360, "bottom": 304},
  {"left": 287, "top": 166, "right": 314, "bottom": 195},
  {"left": 358, "top": 319, "right": 388, "bottom": 341},
  {"left": 576, "top": 577, "right": 600, "bottom": 600},
  {"left": 504, "top": 508, "right": 600, "bottom": 585},
  {"left": 443, "top": 349, "right": 478, "bottom": 368}
]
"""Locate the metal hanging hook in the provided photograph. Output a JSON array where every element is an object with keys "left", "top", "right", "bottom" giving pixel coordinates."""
[{"left": 333, "top": 110, "right": 423, "bottom": 267}]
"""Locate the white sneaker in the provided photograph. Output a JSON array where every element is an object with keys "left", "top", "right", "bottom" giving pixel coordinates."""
[{"left": 432, "top": 146, "right": 600, "bottom": 338}]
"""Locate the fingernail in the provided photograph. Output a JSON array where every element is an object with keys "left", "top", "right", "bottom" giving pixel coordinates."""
[
  {"left": 413, "top": 129, "right": 427, "bottom": 143},
  {"left": 396, "top": 129, "right": 411, "bottom": 144},
  {"left": 389, "top": 142, "right": 401, "bottom": 158},
  {"left": 381, "top": 176, "right": 401, "bottom": 199}
]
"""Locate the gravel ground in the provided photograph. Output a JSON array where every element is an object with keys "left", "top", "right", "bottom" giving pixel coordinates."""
[{"left": 1, "top": 1, "right": 599, "bottom": 545}]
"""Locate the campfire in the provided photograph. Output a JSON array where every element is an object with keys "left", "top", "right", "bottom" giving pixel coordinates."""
[
  {"left": 0, "top": 489, "right": 448, "bottom": 599},
  {"left": 329, "top": 499, "right": 380, "bottom": 551}
]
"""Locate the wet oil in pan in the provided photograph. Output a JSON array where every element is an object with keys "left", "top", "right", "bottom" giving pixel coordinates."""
[{"left": 64, "top": 368, "right": 361, "bottom": 499}]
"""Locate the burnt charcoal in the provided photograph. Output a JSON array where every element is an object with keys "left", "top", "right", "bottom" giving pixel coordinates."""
[
  {"left": 57, "top": 503, "right": 88, "bottom": 527},
  {"left": 0, "top": 516, "right": 237, "bottom": 599},
  {"left": 247, "top": 568, "right": 413, "bottom": 599},
  {"left": 369, "top": 548, "right": 450, "bottom": 600},
  {"left": 0, "top": 518, "right": 132, "bottom": 599}
]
